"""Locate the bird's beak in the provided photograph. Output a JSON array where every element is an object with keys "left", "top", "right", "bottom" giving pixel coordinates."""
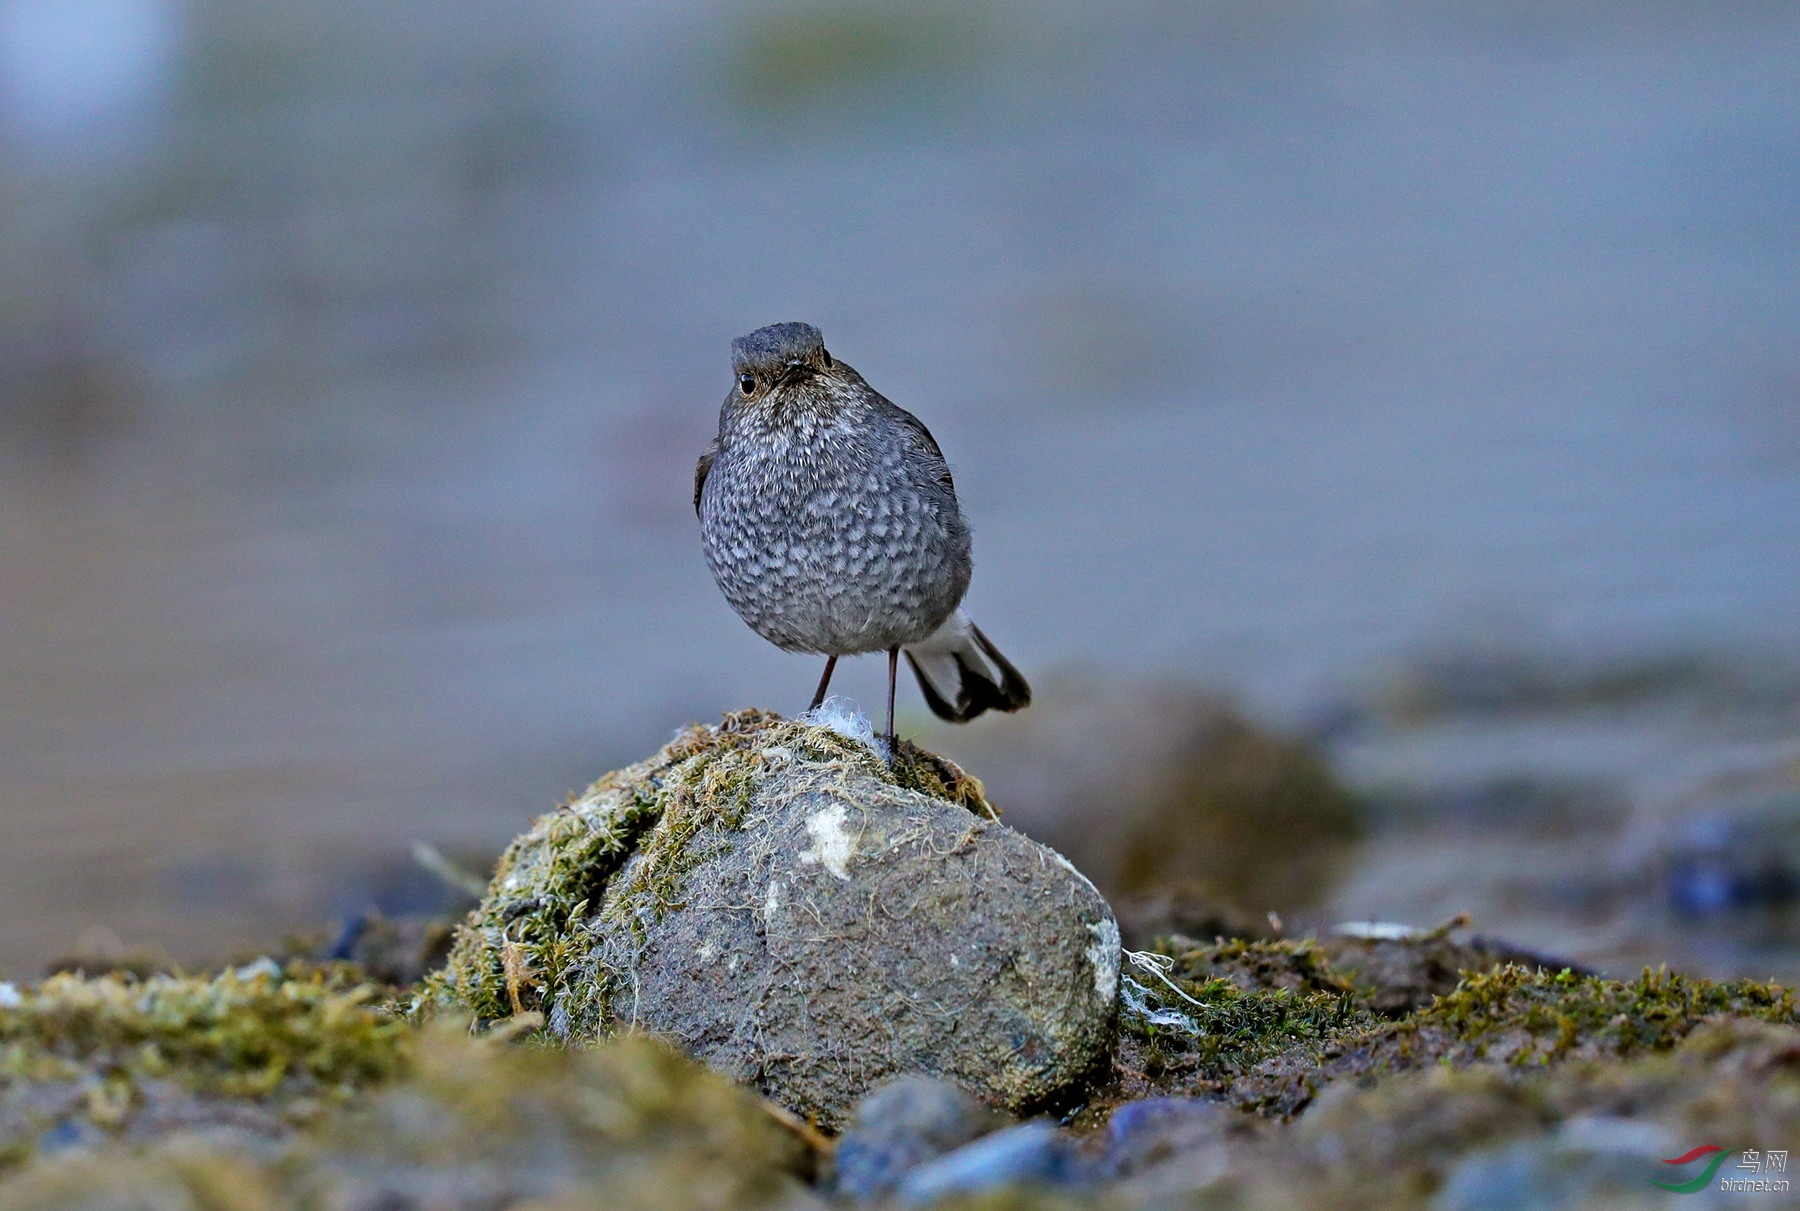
[{"left": 775, "top": 360, "right": 814, "bottom": 388}]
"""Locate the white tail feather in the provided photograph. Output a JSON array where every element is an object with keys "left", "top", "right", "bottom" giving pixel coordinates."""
[{"left": 903, "top": 610, "right": 1031, "bottom": 723}]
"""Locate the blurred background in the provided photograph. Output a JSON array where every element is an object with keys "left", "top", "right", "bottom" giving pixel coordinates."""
[{"left": 1, "top": 0, "right": 1797, "bottom": 981}]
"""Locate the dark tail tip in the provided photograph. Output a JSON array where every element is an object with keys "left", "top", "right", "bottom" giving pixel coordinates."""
[
  {"left": 905, "top": 626, "right": 1031, "bottom": 724},
  {"left": 972, "top": 624, "right": 1032, "bottom": 712}
]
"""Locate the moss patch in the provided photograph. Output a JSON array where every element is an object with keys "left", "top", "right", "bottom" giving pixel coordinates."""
[
  {"left": 1128, "top": 976, "right": 1372, "bottom": 1086},
  {"left": 1230, "top": 965, "right": 1798, "bottom": 1118},
  {"left": 425, "top": 709, "right": 996, "bottom": 1035},
  {"left": 291, "top": 1024, "right": 809, "bottom": 1208},
  {"left": 1405, "top": 964, "right": 1795, "bottom": 1064},
  {"left": 1309, "top": 916, "right": 1605, "bottom": 1018},
  {"left": 1107, "top": 927, "right": 1799, "bottom": 1126},
  {"left": 1317, "top": 922, "right": 1518, "bottom": 1015},
  {"left": 0, "top": 966, "right": 405, "bottom": 1166},
  {"left": 1103, "top": 939, "right": 1375, "bottom": 1118},
  {"left": 0, "top": 1024, "right": 811, "bottom": 1211}
]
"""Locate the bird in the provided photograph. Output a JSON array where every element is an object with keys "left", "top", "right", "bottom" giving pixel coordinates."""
[{"left": 695, "top": 321, "right": 1030, "bottom": 756}]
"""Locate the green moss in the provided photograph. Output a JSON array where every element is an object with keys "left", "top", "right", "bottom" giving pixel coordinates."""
[
  {"left": 1409, "top": 964, "right": 1797, "bottom": 1064},
  {"left": 0, "top": 1025, "right": 811, "bottom": 1211},
  {"left": 0, "top": 968, "right": 404, "bottom": 1099},
  {"left": 1115, "top": 938, "right": 1375, "bottom": 1108},
  {"left": 425, "top": 709, "right": 996, "bottom": 1035},
  {"left": 1110, "top": 932, "right": 1800, "bottom": 1125},
  {"left": 1138, "top": 978, "right": 1370, "bottom": 1079},
  {"left": 0, "top": 966, "right": 406, "bottom": 1167},
  {"left": 1224, "top": 964, "right": 1800, "bottom": 1119}
]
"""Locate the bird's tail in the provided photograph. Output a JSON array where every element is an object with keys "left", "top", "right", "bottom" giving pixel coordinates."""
[{"left": 903, "top": 610, "right": 1032, "bottom": 723}]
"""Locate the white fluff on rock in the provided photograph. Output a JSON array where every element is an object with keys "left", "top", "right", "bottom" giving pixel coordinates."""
[{"left": 802, "top": 695, "right": 880, "bottom": 753}]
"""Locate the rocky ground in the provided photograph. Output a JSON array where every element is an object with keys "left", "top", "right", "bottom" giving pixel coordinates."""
[{"left": 2, "top": 710, "right": 1795, "bottom": 1209}]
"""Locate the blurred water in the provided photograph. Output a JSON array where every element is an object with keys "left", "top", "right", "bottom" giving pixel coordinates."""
[
  {"left": 1, "top": 1, "right": 1798, "bottom": 971},
  {"left": 0, "top": 0, "right": 179, "bottom": 157}
]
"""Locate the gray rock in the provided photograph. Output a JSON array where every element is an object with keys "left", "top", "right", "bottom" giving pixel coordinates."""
[
  {"left": 832, "top": 1075, "right": 1002, "bottom": 1201},
  {"left": 436, "top": 711, "right": 1121, "bottom": 1131},
  {"left": 594, "top": 732, "right": 1121, "bottom": 1128}
]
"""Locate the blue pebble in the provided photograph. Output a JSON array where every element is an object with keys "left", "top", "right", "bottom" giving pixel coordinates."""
[
  {"left": 896, "top": 1121, "right": 1086, "bottom": 1205},
  {"left": 1104, "top": 1097, "right": 1224, "bottom": 1177},
  {"left": 38, "top": 1118, "right": 102, "bottom": 1153},
  {"left": 832, "top": 1075, "right": 998, "bottom": 1201},
  {"left": 1107, "top": 1096, "right": 1217, "bottom": 1145}
]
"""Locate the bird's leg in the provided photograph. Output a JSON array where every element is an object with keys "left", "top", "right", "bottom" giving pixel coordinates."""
[
  {"left": 884, "top": 646, "right": 899, "bottom": 764},
  {"left": 809, "top": 655, "right": 839, "bottom": 712}
]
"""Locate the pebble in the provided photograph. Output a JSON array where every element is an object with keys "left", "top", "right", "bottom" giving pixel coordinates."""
[
  {"left": 1104, "top": 1097, "right": 1226, "bottom": 1176},
  {"left": 896, "top": 1121, "right": 1085, "bottom": 1206},
  {"left": 832, "top": 1075, "right": 1000, "bottom": 1201}
]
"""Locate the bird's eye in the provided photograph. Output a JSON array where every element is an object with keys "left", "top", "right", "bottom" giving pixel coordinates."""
[
  {"left": 821, "top": 349, "right": 833, "bottom": 368},
  {"left": 738, "top": 373, "right": 755, "bottom": 396}
]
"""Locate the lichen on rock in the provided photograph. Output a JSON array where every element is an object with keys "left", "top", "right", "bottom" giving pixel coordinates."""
[{"left": 429, "top": 708, "right": 1120, "bottom": 1127}]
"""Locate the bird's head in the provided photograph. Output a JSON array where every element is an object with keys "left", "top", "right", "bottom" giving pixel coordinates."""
[{"left": 726, "top": 322, "right": 846, "bottom": 419}]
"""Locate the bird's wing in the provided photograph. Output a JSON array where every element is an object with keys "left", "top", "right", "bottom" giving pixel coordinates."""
[
  {"left": 693, "top": 441, "right": 716, "bottom": 517},
  {"left": 883, "top": 400, "right": 956, "bottom": 495}
]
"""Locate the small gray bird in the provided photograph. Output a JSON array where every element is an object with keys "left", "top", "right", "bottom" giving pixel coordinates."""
[{"left": 695, "top": 321, "right": 1030, "bottom": 752}]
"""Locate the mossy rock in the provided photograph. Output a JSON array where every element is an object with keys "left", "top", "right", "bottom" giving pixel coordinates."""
[
  {"left": 428, "top": 710, "right": 991, "bottom": 1029},
  {"left": 430, "top": 709, "right": 1120, "bottom": 1127}
]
